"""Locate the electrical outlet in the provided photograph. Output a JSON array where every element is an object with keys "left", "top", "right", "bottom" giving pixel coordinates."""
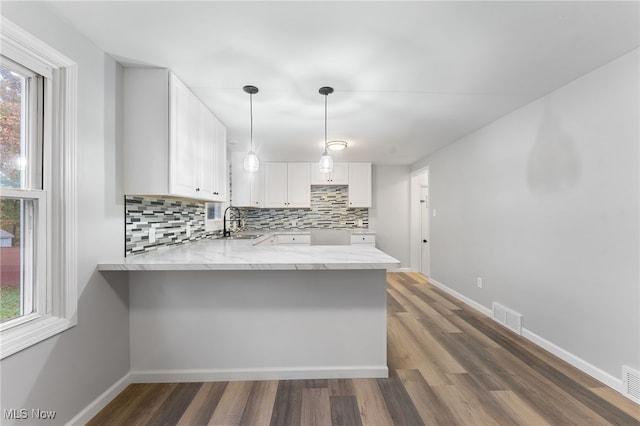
[
  {"left": 477, "top": 277, "right": 483, "bottom": 288},
  {"left": 186, "top": 224, "right": 192, "bottom": 238},
  {"left": 432, "top": 209, "right": 437, "bottom": 217},
  {"left": 149, "top": 227, "right": 156, "bottom": 243}
]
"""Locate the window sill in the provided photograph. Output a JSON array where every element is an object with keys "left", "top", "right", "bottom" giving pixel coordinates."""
[{"left": 0, "top": 315, "right": 76, "bottom": 359}]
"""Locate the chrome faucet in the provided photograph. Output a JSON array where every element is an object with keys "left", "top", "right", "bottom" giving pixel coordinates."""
[{"left": 223, "top": 206, "right": 242, "bottom": 237}]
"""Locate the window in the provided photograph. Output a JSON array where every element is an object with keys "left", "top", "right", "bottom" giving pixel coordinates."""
[
  {"left": 1, "top": 56, "right": 44, "bottom": 324},
  {"left": 0, "top": 18, "right": 77, "bottom": 359}
]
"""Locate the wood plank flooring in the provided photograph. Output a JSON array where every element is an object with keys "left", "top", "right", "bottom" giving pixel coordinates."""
[{"left": 88, "top": 272, "right": 640, "bottom": 425}]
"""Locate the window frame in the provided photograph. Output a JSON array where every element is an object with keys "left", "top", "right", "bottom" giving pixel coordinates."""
[{"left": 0, "top": 17, "right": 77, "bottom": 359}]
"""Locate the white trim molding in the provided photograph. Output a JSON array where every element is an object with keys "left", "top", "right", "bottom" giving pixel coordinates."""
[
  {"left": 428, "top": 278, "right": 623, "bottom": 395},
  {"left": 429, "top": 278, "right": 492, "bottom": 317},
  {"left": 65, "top": 373, "right": 131, "bottom": 426},
  {"left": 0, "top": 17, "right": 78, "bottom": 359},
  {"left": 522, "top": 329, "right": 622, "bottom": 393}
]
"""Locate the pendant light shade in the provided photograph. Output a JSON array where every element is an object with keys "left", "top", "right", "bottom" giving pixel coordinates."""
[
  {"left": 319, "top": 151, "right": 333, "bottom": 173},
  {"left": 318, "top": 86, "right": 334, "bottom": 173},
  {"left": 243, "top": 150, "right": 259, "bottom": 172},
  {"left": 243, "top": 85, "right": 259, "bottom": 172}
]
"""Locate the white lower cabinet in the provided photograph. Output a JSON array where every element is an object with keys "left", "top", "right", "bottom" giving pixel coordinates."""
[
  {"left": 276, "top": 234, "right": 311, "bottom": 245},
  {"left": 351, "top": 234, "right": 376, "bottom": 246},
  {"left": 264, "top": 162, "right": 310, "bottom": 208}
]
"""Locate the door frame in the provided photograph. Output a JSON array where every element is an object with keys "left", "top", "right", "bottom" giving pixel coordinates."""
[{"left": 410, "top": 167, "right": 430, "bottom": 274}]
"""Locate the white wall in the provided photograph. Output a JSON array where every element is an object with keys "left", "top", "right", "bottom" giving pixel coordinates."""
[
  {"left": 0, "top": 3, "right": 130, "bottom": 424},
  {"left": 412, "top": 49, "right": 639, "bottom": 382},
  {"left": 370, "top": 165, "right": 411, "bottom": 268}
]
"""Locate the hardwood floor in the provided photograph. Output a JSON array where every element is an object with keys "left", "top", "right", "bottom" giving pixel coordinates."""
[{"left": 88, "top": 272, "right": 640, "bottom": 425}]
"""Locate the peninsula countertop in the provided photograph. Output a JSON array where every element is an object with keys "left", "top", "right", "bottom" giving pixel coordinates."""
[{"left": 98, "top": 232, "right": 400, "bottom": 271}]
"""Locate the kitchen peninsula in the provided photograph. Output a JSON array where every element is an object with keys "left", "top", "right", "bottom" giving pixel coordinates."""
[{"left": 98, "top": 234, "right": 399, "bottom": 383}]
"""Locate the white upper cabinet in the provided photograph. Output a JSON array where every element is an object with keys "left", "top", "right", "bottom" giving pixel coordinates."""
[
  {"left": 123, "top": 68, "right": 226, "bottom": 202},
  {"left": 310, "top": 162, "right": 349, "bottom": 185},
  {"left": 287, "top": 163, "right": 312, "bottom": 207},
  {"left": 348, "top": 162, "right": 372, "bottom": 208},
  {"left": 264, "top": 162, "right": 288, "bottom": 207},
  {"left": 264, "top": 162, "right": 311, "bottom": 208},
  {"left": 231, "top": 152, "right": 264, "bottom": 208},
  {"left": 211, "top": 114, "right": 227, "bottom": 201}
]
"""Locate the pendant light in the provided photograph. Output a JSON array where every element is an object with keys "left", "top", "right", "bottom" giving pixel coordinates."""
[
  {"left": 318, "top": 86, "right": 334, "bottom": 173},
  {"left": 243, "top": 85, "right": 259, "bottom": 172}
]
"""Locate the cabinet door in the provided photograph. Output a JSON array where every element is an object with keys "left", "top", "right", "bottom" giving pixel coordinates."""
[
  {"left": 310, "top": 164, "right": 331, "bottom": 185},
  {"left": 264, "top": 162, "right": 288, "bottom": 207},
  {"left": 348, "top": 162, "right": 372, "bottom": 207},
  {"left": 287, "top": 163, "right": 311, "bottom": 208},
  {"left": 211, "top": 115, "right": 227, "bottom": 201},
  {"left": 351, "top": 234, "right": 376, "bottom": 246},
  {"left": 169, "top": 75, "right": 199, "bottom": 197},
  {"left": 276, "top": 234, "right": 310, "bottom": 245},
  {"left": 250, "top": 167, "right": 264, "bottom": 208},
  {"left": 231, "top": 152, "right": 263, "bottom": 208},
  {"left": 231, "top": 152, "right": 251, "bottom": 207},
  {"left": 330, "top": 162, "right": 349, "bottom": 185},
  {"left": 198, "top": 103, "right": 215, "bottom": 197},
  {"left": 310, "top": 162, "right": 348, "bottom": 185}
]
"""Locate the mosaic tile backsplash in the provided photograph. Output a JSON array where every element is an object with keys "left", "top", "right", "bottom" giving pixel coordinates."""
[
  {"left": 125, "top": 186, "right": 369, "bottom": 256},
  {"left": 238, "top": 186, "right": 368, "bottom": 230},
  {"left": 125, "top": 196, "right": 219, "bottom": 256}
]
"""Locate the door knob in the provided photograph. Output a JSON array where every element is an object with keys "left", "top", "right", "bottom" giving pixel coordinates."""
[{"left": 423, "top": 239, "right": 428, "bottom": 243}]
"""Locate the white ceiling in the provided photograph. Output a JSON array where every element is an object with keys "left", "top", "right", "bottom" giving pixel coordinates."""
[{"left": 43, "top": 1, "right": 639, "bottom": 165}]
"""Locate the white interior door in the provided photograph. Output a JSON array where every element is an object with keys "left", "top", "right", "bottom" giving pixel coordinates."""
[{"left": 420, "top": 185, "right": 430, "bottom": 277}]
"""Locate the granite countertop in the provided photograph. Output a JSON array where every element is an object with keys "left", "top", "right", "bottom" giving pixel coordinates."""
[{"left": 98, "top": 231, "right": 398, "bottom": 271}]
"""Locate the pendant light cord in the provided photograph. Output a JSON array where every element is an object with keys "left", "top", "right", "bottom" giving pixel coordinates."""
[
  {"left": 324, "top": 93, "right": 328, "bottom": 153},
  {"left": 250, "top": 92, "right": 254, "bottom": 151}
]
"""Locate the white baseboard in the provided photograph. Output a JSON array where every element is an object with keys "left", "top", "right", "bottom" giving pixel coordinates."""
[
  {"left": 428, "top": 277, "right": 625, "bottom": 397},
  {"left": 130, "top": 366, "right": 388, "bottom": 383},
  {"left": 428, "top": 278, "right": 492, "bottom": 316},
  {"left": 521, "top": 329, "right": 623, "bottom": 393},
  {"left": 66, "top": 373, "right": 131, "bottom": 426}
]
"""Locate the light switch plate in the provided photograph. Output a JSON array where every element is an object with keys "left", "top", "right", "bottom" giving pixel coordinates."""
[{"left": 149, "top": 227, "right": 156, "bottom": 243}]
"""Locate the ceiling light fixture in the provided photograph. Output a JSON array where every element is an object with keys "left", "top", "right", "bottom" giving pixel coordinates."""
[
  {"left": 327, "top": 140, "right": 347, "bottom": 151},
  {"left": 318, "top": 86, "right": 334, "bottom": 173},
  {"left": 243, "top": 85, "right": 259, "bottom": 172}
]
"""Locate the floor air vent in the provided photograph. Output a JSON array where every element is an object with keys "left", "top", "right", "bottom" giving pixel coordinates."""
[
  {"left": 622, "top": 366, "right": 640, "bottom": 403},
  {"left": 492, "top": 302, "right": 523, "bottom": 335}
]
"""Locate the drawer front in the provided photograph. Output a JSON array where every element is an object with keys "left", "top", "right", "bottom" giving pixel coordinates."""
[
  {"left": 351, "top": 234, "right": 376, "bottom": 245},
  {"left": 276, "top": 234, "right": 310, "bottom": 245}
]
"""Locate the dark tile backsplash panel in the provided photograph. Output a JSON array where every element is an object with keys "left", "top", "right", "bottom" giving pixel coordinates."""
[{"left": 125, "top": 185, "right": 369, "bottom": 256}]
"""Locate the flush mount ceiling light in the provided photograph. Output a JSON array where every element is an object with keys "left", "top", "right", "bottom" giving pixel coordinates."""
[
  {"left": 327, "top": 140, "right": 347, "bottom": 151},
  {"left": 318, "top": 86, "right": 334, "bottom": 173},
  {"left": 243, "top": 85, "right": 259, "bottom": 172}
]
